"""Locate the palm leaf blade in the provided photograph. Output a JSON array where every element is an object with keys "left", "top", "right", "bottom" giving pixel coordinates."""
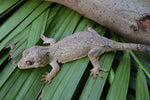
[
  {"left": 106, "top": 51, "right": 131, "bottom": 100},
  {"left": 136, "top": 68, "right": 149, "bottom": 100}
]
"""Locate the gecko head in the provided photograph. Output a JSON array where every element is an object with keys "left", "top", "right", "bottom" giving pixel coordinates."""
[{"left": 18, "top": 46, "right": 49, "bottom": 69}]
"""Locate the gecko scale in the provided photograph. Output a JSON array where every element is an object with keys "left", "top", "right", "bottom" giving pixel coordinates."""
[{"left": 18, "top": 27, "right": 150, "bottom": 84}]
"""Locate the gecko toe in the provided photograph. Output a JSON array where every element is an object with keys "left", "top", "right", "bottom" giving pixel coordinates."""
[
  {"left": 43, "top": 81, "right": 47, "bottom": 85},
  {"left": 98, "top": 73, "right": 103, "bottom": 78},
  {"left": 42, "top": 75, "right": 46, "bottom": 77},
  {"left": 93, "top": 74, "right": 96, "bottom": 79},
  {"left": 41, "top": 78, "right": 45, "bottom": 81},
  {"left": 41, "top": 78, "right": 51, "bottom": 84},
  {"left": 90, "top": 72, "right": 93, "bottom": 76},
  {"left": 90, "top": 68, "right": 104, "bottom": 78},
  {"left": 48, "top": 80, "right": 51, "bottom": 84},
  {"left": 99, "top": 68, "right": 109, "bottom": 72},
  {"left": 41, "top": 34, "right": 45, "bottom": 39},
  {"left": 90, "top": 70, "right": 97, "bottom": 79},
  {"left": 41, "top": 72, "right": 52, "bottom": 84}
]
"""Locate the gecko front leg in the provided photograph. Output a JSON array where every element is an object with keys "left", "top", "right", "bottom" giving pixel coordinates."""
[
  {"left": 41, "top": 61, "right": 60, "bottom": 84},
  {"left": 41, "top": 34, "right": 57, "bottom": 44},
  {"left": 88, "top": 47, "right": 109, "bottom": 78}
]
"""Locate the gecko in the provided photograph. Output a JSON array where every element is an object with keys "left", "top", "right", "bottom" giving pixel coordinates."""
[{"left": 18, "top": 27, "right": 150, "bottom": 84}]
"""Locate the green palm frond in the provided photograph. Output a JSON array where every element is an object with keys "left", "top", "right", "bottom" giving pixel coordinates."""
[{"left": 0, "top": 0, "right": 149, "bottom": 100}]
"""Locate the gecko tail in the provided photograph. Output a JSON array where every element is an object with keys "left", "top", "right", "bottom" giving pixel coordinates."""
[
  {"left": 116, "top": 43, "right": 150, "bottom": 54},
  {"left": 136, "top": 44, "right": 150, "bottom": 54}
]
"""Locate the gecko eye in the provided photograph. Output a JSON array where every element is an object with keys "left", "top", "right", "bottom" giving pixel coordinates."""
[{"left": 25, "top": 61, "right": 34, "bottom": 66}]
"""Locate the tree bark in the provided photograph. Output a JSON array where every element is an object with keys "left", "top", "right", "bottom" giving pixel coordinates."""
[{"left": 45, "top": 0, "right": 150, "bottom": 45}]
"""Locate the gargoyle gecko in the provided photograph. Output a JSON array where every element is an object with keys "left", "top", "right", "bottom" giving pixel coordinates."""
[{"left": 18, "top": 27, "right": 150, "bottom": 84}]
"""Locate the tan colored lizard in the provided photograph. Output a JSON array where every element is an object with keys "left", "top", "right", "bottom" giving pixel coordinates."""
[{"left": 18, "top": 27, "right": 150, "bottom": 84}]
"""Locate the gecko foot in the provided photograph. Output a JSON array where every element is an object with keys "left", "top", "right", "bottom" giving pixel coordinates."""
[
  {"left": 41, "top": 72, "right": 52, "bottom": 84},
  {"left": 90, "top": 67, "right": 109, "bottom": 79}
]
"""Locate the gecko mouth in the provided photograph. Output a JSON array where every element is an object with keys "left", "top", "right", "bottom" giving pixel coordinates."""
[
  {"left": 18, "top": 63, "right": 26, "bottom": 69},
  {"left": 18, "top": 65, "right": 23, "bottom": 69},
  {"left": 18, "top": 65, "right": 29, "bottom": 69}
]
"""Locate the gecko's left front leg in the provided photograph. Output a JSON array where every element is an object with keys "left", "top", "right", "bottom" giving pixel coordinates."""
[{"left": 41, "top": 61, "right": 60, "bottom": 84}]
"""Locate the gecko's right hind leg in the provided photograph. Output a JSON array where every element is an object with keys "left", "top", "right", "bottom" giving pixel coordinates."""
[
  {"left": 41, "top": 34, "right": 57, "bottom": 44},
  {"left": 88, "top": 47, "right": 109, "bottom": 78},
  {"left": 87, "top": 27, "right": 99, "bottom": 34}
]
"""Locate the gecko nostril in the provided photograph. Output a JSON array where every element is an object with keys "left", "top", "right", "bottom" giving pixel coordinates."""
[{"left": 18, "top": 66, "right": 22, "bottom": 69}]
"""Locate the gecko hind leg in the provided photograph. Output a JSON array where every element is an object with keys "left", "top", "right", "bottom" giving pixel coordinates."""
[
  {"left": 87, "top": 27, "right": 99, "bottom": 34},
  {"left": 88, "top": 47, "right": 109, "bottom": 79},
  {"left": 41, "top": 34, "right": 57, "bottom": 44}
]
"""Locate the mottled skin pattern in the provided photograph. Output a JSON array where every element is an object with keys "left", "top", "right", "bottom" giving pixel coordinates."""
[{"left": 18, "top": 27, "right": 150, "bottom": 84}]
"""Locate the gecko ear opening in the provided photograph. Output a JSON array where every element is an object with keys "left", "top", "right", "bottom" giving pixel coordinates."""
[{"left": 45, "top": 52, "right": 50, "bottom": 59}]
